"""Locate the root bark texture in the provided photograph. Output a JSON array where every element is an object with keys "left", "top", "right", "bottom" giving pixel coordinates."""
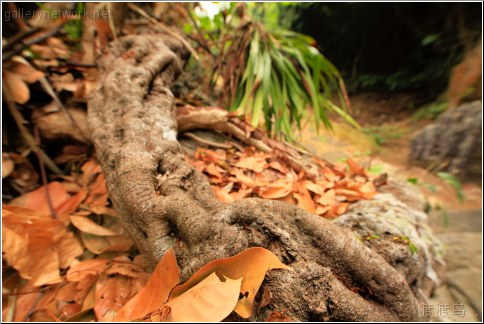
[{"left": 88, "top": 34, "right": 423, "bottom": 321}]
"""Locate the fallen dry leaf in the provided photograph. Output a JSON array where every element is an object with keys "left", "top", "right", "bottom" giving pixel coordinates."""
[
  {"left": 257, "top": 178, "right": 293, "bottom": 199},
  {"left": 230, "top": 188, "right": 253, "bottom": 200},
  {"left": 81, "top": 232, "right": 133, "bottom": 255},
  {"left": 115, "top": 249, "right": 180, "bottom": 321},
  {"left": 3, "top": 70, "right": 30, "bottom": 104},
  {"left": 2, "top": 205, "right": 82, "bottom": 286},
  {"left": 152, "top": 273, "right": 241, "bottom": 322},
  {"left": 9, "top": 181, "right": 72, "bottom": 216},
  {"left": 212, "top": 185, "right": 235, "bottom": 203},
  {"left": 346, "top": 158, "right": 367, "bottom": 176},
  {"left": 169, "top": 247, "right": 292, "bottom": 318},
  {"left": 265, "top": 310, "right": 295, "bottom": 322},
  {"left": 70, "top": 215, "right": 120, "bottom": 236},
  {"left": 94, "top": 274, "right": 132, "bottom": 321},
  {"left": 84, "top": 173, "right": 108, "bottom": 207},
  {"left": 2, "top": 153, "right": 15, "bottom": 178},
  {"left": 232, "top": 168, "right": 256, "bottom": 188},
  {"left": 235, "top": 155, "right": 267, "bottom": 173},
  {"left": 317, "top": 189, "right": 336, "bottom": 206}
]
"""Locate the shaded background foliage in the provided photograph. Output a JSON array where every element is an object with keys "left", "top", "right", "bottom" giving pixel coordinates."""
[{"left": 284, "top": 2, "right": 481, "bottom": 100}]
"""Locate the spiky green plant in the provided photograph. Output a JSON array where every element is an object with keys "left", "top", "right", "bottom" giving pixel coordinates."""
[
  {"left": 186, "top": 3, "right": 359, "bottom": 141},
  {"left": 228, "top": 24, "right": 359, "bottom": 140}
]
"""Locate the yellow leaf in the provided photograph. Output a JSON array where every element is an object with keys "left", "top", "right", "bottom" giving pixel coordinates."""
[
  {"left": 153, "top": 273, "right": 241, "bottom": 322},
  {"left": 169, "top": 247, "right": 292, "bottom": 318},
  {"left": 114, "top": 249, "right": 180, "bottom": 321}
]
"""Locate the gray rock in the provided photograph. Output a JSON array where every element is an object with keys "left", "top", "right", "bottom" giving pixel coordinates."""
[{"left": 410, "top": 101, "right": 482, "bottom": 181}]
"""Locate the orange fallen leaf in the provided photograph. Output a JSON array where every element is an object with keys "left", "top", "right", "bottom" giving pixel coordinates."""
[
  {"left": 269, "top": 161, "right": 288, "bottom": 174},
  {"left": 204, "top": 163, "right": 224, "bottom": 183},
  {"left": 304, "top": 181, "right": 325, "bottom": 195},
  {"left": 59, "top": 259, "right": 110, "bottom": 306},
  {"left": 2, "top": 205, "right": 82, "bottom": 286},
  {"left": 358, "top": 181, "right": 376, "bottom": 199},
  {"left": 265, "top": 310, "right": 295, "bottom": 322},
  {"left": 235, "top": 155, "right": 267, "bottom": 173},
  {"left": 115, "top": 249, "right": 180, "bottom": 322},
  {"left": 334, "top": 188, "right": 363, "bottom": 201},
  {"left": 346, "top": 158, "right": 367, "bottom": 176},
  {"left": 70, "top": 215, "right": 120, "bottom": 236},
  {"left": 315, "top": 205, "right": 330, "bottom": 216},
  {"left": 2, "top": 153, "right": 15, "bottom": 178},
  {"left": 169, "top": 247, "right": 292, "bottom": 318},
  {"left": 322, "top": 167, "right": 339, "bottom": 183},
  {"left": 81, "top": 232, "right": 133, "bottom": 255},
  {"left": 257, "top": 178, "right": 293, "bottom": 199},
  {"left": 56, "top": 190, "right": 88, "bottom": 217},
  {"left": 212, "top": 186, "right": 235, "bottom": 203},
  {"left": 230, "top": 188, "right": 253, "bottom": 200},
  {"left": 94, "top": 274, "right": 132, "bottom": 321},
  {"left": 55, "top": 232, "right": 84, "bottom": 269},
  {"left": 87, "top": 205, "right": 118, "bottom": 217},
  {"left": 84, "top": 173, "right": 108, "bottom": 207},
  {"left": 195, "top": 147, "right": 226, "bottom": 163},
  {"left": 232, "top": 168, "right": 256, "bottom": 188},
  {"left": 152, "top": 273, "right": 241, "bottom": 322},
  {"left": 293, "top": 184, "right": 316, "bottom": 214},
  {"left": 2, "top": 70, "right": 30, "bottom": 104},
  {"left": 81, "top": 159, "right": 103, "bottom": 187},
  {"left": 66, "top": 259, "right": 111, "bottom": 283},
  {"left": 317, "top": 189, "right": 336, "bottom": 206},
  {"left": 9, "top": 181, "right": 71, "bottom": 216}
]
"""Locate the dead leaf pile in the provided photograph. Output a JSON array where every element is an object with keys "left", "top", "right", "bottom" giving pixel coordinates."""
[
  {"left": 188, "top": 146, "right": 379, "bottom": 218},
  {"left": 2, "top": 159, "right": 140, "bottom": 322}
]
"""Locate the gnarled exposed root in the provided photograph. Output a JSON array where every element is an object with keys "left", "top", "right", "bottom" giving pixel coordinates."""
[{"left": 88, "top": 34, "right": 424, "bottom": 321}]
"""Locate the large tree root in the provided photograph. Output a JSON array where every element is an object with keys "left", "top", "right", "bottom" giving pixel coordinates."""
[{"left": 88, "top": 34, "right": 423, "bottom": 321}]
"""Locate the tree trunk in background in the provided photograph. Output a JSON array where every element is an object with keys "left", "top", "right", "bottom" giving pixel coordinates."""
[{"left": 88, "top": 34, "right": 434, "bottom": 321}]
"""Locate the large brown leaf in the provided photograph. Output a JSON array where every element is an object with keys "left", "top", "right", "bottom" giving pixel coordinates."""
[
  {"left": 169, "top": 247, "right": 292, "bottom": 318},
  {"left": 152, "top": 273, "right": 241, "bottom": 322},
  {"left": 114, "top": 249, "right": 180, "bottom": 321}
]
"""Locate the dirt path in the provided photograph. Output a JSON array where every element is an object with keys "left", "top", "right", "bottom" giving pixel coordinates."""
[
  {"left": 300, "top": 93, "right": 482, "bottom": 321},
  {"left": 300, "top": 93, "right": 481, "bottom": 212}
]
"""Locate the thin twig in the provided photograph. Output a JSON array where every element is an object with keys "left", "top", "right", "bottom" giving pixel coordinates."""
[
  {"left": 185, "top": 34, "right": 213, "bottom": 56},
  {"left": 182, "top": 132, "right": 233, "bottom": 149},
  {"left": 2, "top": 21, "right": 66, "bottom": 62},
  {"left": 38, "top": 76, "right": 90, "bottom": 142},
  {"left": 127, "top": 3, "right": 199, "bottom": 61},
  {"left": 2, "top": 83, "right": 63, "bottom": 175},
  {"left": 34, "top": 127, "right": 59, "bottom": 220},
  {"left": 184, "top": 4, "right": 215, "bottom": 54},
  {"left": 5, "top": 290, "right": 17, "bottom": 322},
  {"left": 21, "top": 289, "right": 44, "bottom": 322},
  {"left": 3, "top": 27, "right": 40, "bottom": 52}
]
